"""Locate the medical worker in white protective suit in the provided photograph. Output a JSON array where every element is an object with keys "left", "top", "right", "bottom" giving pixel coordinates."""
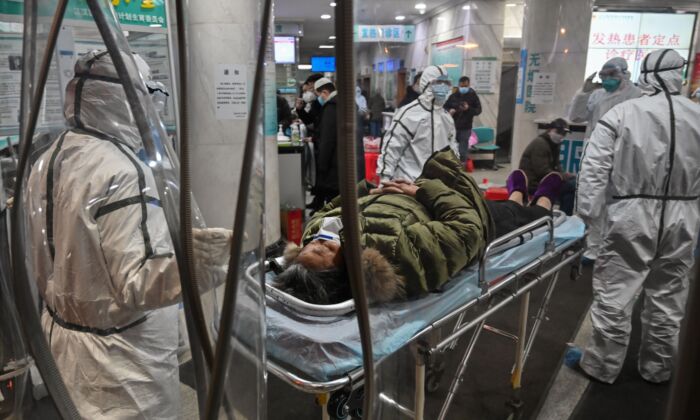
[
  {"left": 576, "top": 49, "right": 700, "bottom": 384},
  {"left": 26, "top": 50, "right": 231, "bottom": 418},
  {"left": 569, "top": 57, "right": 642, "bottom": 263},
  {"left": 377, "top": 65, "right": 457, "bottom": 181}
]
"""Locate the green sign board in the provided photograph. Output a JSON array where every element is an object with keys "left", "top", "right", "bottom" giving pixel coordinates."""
[
  {"left": 0, "top": 0, "right": 166, "bottom": 28},
  {"left": 354, "top": 25, "right": 415, "bottom": 43}
]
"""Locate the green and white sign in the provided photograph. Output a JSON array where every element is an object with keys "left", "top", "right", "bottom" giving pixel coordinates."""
[
  {"left": 354, "top": 25, "right": 415, "bottom": 43},
  {"left": 0, "top": 0, "right": 167, "bottom": 28}
]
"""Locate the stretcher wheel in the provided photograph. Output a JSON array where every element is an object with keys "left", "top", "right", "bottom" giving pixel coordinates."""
[{"left": 328, "top": 391, "right": 350, "bottom": 419}]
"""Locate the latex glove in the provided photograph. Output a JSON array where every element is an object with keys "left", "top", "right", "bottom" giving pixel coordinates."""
[
  {"left": 582, "top": 72, "right": 601, "bottom": 93},
  {"left": 192, "top": 227, "right": 233, "bottom": 268}
]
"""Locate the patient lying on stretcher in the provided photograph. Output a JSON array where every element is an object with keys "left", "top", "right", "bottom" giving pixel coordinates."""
[{"left": 277, "top": 149, "right": 563, "bottom": 304}]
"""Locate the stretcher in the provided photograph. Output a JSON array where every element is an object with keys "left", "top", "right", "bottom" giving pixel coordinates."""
[{"left": 253, "top": 211, "right": 586, "bottom": 419}]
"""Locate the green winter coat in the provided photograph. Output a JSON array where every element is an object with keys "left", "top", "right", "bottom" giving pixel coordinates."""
[{"left": 302, "top": 149, "right": 493, "bottom": 298}]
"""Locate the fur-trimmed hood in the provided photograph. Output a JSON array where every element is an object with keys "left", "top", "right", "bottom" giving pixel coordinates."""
[{"left": 283, "top": 243, "right": 405, "bottom": 303}]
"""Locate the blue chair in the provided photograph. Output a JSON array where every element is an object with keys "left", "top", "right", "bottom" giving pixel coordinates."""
[{"left": 470, "top": 127, "right": 499, "bottom": 169}]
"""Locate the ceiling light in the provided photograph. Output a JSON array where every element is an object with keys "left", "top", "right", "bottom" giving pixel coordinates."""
[
  {"left": 319, "top": 45, "right": 335, "bottom": 49},
  {"left": 330, "top": 2, "right": 337, "bottom": 6},
  {"left": 329, "top": 35, "right": 336, "bottom": 39},
  {"left": 395, "top": 15, "right": 405, "bottom": 21},
  {"left": 506, "top": 3, "right": 516, "bottom": 6},
  {"left": 420, "top": 10, "right": 425, "bottom": 14},
  {"left": 462, "top": 5, "right": 470, "bottom": 10},
  {"left": 437, "top": 16, "right": 446, "bottom": 20},
  {"left": 298, "top": 64, "right": 312, "bottom": 70},
  {"left": 298, "top": 30, "right": 303, "bottom": 34},
  {"left": 560, "top": 27, "right": 566, "bottom": 35},
  {"left": 415, "top": 3, "right": 426, "bottom": 10},
  {"left": 458, "top": 42, "right": 479, "bottom": 49},
  {"left": 321, "top": 14, "right": 332, "bottom": 19},
  {"left": 563, "top": 48, "right": 569, "bottom": 54}
]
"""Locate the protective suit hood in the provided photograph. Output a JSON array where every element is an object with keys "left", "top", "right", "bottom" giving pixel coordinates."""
[
  {"left": 63, "top": 50, "right": 151, "bottom": 151},
  {"left": 419, "top": 65, "right": 448, "bottom": 108},
  {"left": 600, "top": 57, "right": 630, "bottom": 80},
  {"left": 638, "top": 49, "right": 684, "bottom": 94}
]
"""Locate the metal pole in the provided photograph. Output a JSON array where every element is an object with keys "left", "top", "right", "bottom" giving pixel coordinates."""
[
  {"left": 437, "top": 320, "right": 485, "bottom": 420},
  {"left": 335, "top": 0, "right": 376, "bottom": 417},
  {"left": 522, "top": 269, "right": 560, "bottom": 363},
  {"left": 163, "top": 0, "right": 181, "bottom": 148},
  {"left": 414, "top": 360, "right": 425, "bottom": 420},
  {"left": 511, "top": 292, "right": 530, "bottom": 391},
  {"left": 11, "top": 0, "right": 80, "bottom": 417}
]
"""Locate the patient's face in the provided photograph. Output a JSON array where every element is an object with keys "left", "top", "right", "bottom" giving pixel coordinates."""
[{"left": 296, "top": 239, "right": 343, "bottom": 270}]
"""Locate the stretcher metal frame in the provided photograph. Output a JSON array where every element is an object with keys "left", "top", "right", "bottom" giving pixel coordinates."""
[{"left": 266, "top": 215, "right": 585, "bottom": 419}]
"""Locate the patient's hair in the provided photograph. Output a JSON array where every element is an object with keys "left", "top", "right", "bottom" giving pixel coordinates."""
[
  {"left": 276, "top": 263, "right": 352, "bottom": 304},
  {"left": 276, "top": 243, "right": 406, "bottom": 305}
]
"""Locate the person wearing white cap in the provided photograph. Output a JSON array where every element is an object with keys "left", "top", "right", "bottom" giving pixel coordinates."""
[
  {"left": 311, "top": 77, "right": 340, "bottom": 206},
  {"left": 377, "top": 65, "right": 458, "bottom": 182}
]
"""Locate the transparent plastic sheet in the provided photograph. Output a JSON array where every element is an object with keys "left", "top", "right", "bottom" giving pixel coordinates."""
[
  {"left": 183, "top": 0, "right": 268, "bottom": 417},
  {"left": 13, "top": 0, "right": 240, "bottom": 417},
  {"left": 0, "top": 198, "right": 29, "bottom": 420}
]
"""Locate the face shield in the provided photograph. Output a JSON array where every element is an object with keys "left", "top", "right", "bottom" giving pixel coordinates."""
[{"left": 146, "top": 81, "right": 170, "bottom": 116}]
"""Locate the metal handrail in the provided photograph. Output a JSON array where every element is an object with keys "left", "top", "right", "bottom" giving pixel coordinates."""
[{"left": 478, "top": 215, "right": 554, "bottom": 293}]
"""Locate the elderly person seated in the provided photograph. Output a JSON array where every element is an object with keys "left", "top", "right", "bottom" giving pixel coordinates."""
[{"left": 276, "top": 149, "right": 563, "bottom": 304}]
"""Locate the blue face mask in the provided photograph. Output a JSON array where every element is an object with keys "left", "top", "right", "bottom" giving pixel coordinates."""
[
  {"left": 431, "top": 84, "right": 451, "bottom": 102},
  {"left": 602, "top": 78, "right": 621, "bottom": 93},
  {"left": 317, "top": 96, "right": 326, "bottom": 106},
  {"left": 459, "top": 87, "right": 470, "bottom": 94}
]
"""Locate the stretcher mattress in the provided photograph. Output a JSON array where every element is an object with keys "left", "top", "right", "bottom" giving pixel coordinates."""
[{"left": 263, "top": 215, "right": 585, "bottom": 381}]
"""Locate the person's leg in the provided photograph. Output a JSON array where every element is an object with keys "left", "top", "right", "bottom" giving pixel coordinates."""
[
  {"left": 637, "top": 213, "right": 696, "bottom": 383},
  {"left": 455, "top": 129, "right": 470, "bottom": 162},
  {"left": 579, "top": 207, "right": 654, "bottom": 383},
  {"left": 559, "top": 177, "right": 577, "bottom": 216},
  {"left": 486, "top": 199, "right": 551, "bottom": 238}
]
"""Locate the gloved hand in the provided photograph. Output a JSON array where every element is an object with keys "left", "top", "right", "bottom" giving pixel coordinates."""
[
  {"left": 192, "top": 227, "right": 233, "bottom": 268},
  {"left": 583, "top": 72, "right": 601, "bottom": 93}
]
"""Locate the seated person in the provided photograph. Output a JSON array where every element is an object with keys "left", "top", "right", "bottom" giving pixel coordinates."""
[
  {"left": 519, "top": 118, "right": 576, "bottom": 215},
  {"left": 276, "top": 149, "right": 563, "bottom": 304}
]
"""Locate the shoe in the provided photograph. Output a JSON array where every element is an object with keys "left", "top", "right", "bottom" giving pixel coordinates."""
[
  {"left": 506, "top": 169, "right": 528, "bottom": 202},
  {"left": 531, "top": 172, "right": 563, "bottom": 205},
  {"left": 565, "top": 346, "right": 608, "bottom": 384}
]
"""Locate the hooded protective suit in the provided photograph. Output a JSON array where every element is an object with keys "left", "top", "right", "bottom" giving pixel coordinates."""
[
  {"left": 377, "top": 65, "right": 457, "bottom": 181},
  {"left": 577, "top": 49, "right": 700, "bottom": 384},
  {"left": 25, "top": 51, "right": 230, "bottom": 418},
  {"left": 569, "top": 57, "right": 643, "bottom": 261}
]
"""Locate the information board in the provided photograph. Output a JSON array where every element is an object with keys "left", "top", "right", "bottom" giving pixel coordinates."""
[{"left": 585, "top": 12, "right": 697, "bottom": 82}]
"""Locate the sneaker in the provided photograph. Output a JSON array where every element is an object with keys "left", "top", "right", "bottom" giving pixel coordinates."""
[
  {"left": 532, "top": 172, "right": 563, "bottom": 205},
  {"left": 506, "top": 169, "right": 529, "bottom": 202}
]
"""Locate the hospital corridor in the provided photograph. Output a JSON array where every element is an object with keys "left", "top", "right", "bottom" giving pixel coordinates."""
[{"left": 1, "top": 0, "right": 699, "bottom": 419}]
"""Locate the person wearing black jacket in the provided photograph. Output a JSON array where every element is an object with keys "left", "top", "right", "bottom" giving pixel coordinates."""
[
  {"left": 397, "top": 71, "right": 422, "bottom": 109},
  {"left": 443, "top": 76, "right": 482, "bottom": 162},
  {"left": 311, "top": 78, "right": 340, "bottom": 207},
  {"left": 295, "top": 73, "right": 324, "bottom": 136}
]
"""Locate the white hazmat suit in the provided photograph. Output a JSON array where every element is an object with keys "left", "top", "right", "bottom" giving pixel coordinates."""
[
  {"left": 569, "top": 57, "right": 643, "bottom": 261},
  {"left": 26, "top": 51, "right": 230, "bottom": 418},
  {"left": 577, "top": 49, "right": 700, "bottom": 384},
  {"left": 377, "top": 65, "right": 457, "bottom": 181}
]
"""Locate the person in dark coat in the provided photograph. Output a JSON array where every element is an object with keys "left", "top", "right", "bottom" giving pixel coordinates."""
[
  {"left": 368, "top": 90, "right": 386, "bottom": 137},
  {"left": 312, "top": 78, "right": 340, "bottom": 206},
  {"left": 276, "top": 93, "right": 293, "bottom": 130},
  {"left": 443, "top": 76, "right": 482, "bottom": 162},
  {"left": 398, "top": 71, "right": 422, "bottom": 108},
  {"left": 518, "top": 118, "right": 570, "bottom": 194},
  {"left": 295, "top": 73, "right": 324, "bottom": 135}
]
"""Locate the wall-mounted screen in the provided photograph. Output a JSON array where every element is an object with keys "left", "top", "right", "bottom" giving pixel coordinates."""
[
  {"left": 311, "top": 56, "right": 336, "bottom": 72},
  {"left": 274, "top": 36, "right": 296, "bottom": 64},
  {"left": 585, "top": 11, "right": 697, "bottom": 82}
]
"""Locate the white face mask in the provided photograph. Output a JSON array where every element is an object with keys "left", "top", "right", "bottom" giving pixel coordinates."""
[
  {"left": 549, "top": 132, "right": 564, "bottom": 144},
  {"left": 313, "top": 217, "right": 343, "bottom": 244},
  {"left": 303, "top": 91, "right": 316, "bottom": 103}
]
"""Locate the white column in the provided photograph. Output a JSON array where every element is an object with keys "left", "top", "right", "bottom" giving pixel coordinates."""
[
  {"left": 187, "top": 0, "right": 280, "bottom": 246},
  {"left": 510, "top": 0, "right": 594, "bottom": 168}
]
